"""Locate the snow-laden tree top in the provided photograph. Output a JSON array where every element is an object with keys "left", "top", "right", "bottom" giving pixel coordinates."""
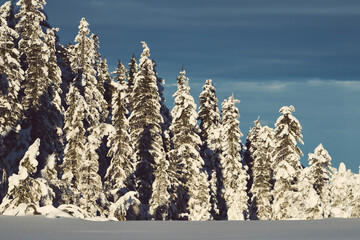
[
  {"left": 8, "top": 138, "right": 40, "bottom": 192},
  {"left": 279, "top": 105, "right": 295, "bottom": 115},
  {"left": 309, "top": 144, "right": 332, "bottom": 165},
  {"left": 275, "top": 105, "right": 304, "bottom": 147},
  {"left": 75, "top": 17, "right": 90, "bottom": 42},
  {"left": 139, "top": 41, "right": 150, "bottom": 66},
  {"left": 16, "top": 0, "right": 46, "bottom": 24},
  {"left": 0, "top": 1, "right": 11, "bottom": 19}
]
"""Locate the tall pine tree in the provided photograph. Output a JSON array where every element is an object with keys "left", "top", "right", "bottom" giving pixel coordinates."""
[
  {"left": 220, "top": 96, "right": 248, "bottom": 220},
  {"left": 104, "top": 81, "right": 134, "bottom": 201},
  {"left": 15, "top": 0, "right": 63, "bottom": 175},
  {"left": 69, "top": 18, "right": 109, "bottom": 216},
  {"left": 272, "top": 105, "right": 304, "bottom": 220},
  {"left": 244, "top": 117, "right": 262, "bottom": 209},
  {"left": 169, "top": 68, "right": 211, "bottom": 220},
  {"left": 16, "top": 0, "right": 48, "bottom": 111},
  {"left": 61, "top": 84, "right": 87, "bottom": 204},
  {"left": 198, "top": 79, "right": 222, "bottom": 218},
  {"left": 249, "top": 125, "right": 274, "bottom": 220},
  {"left": 129, "top": 42, "right": 169, "bottom": 216},
  {"left": 308, "top": 143, "right": 332, "bottom": 217}
]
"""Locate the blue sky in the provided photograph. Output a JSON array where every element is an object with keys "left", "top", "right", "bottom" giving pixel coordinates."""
[{"left": 44, "top": 0, "right": 360, "bottom": 171}]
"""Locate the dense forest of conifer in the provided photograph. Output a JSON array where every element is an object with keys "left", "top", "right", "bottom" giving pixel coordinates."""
[{"left": 0, "top": 0, "right": 359, "bottom": 220}]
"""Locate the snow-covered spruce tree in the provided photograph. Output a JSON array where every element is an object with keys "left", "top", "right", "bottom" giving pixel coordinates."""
[
  {"left": 0, "top": 1, "right": 24, "bottom": 199},
  {"left": 129, "top": 41, "right": 170, "bottom": 218},
  {"left": 104, "top": 81, "right": 134, "bottom": 201},
  {"left": 149, "top": 61, "right": 172, "bottom": 219},
  {"left": 220, "top": 96, "right": 248, "bottom": 220},
  {"left": 169, "top": 68, "right": 211, "bottom": 221},
  {"left": 71, "top": 18, "right": 109, "bottom": 125},
  {"left": 0, "top": 139, "right": 54, "bottom": 215},
  {"left": 15, "top": 0, "right": 64, "bottom": 173},
  {"left": 350, "top": 168, "right": 360, "bottom": 218},
  {"left": 272, "top": 105, "right": 304, "bottom": 220},
  {"left": 105, "top": 80, "right": 142, "bottom": 221},
  {"left": 127, "top": 53, "right": 137, "bottom": 100},
  {"left": 69, "top": 18, "right": 110, "bottom": 215},
  {"left": 42, "top": 27, "right": 64, "bottom": 154},
  {"left": 295, "top": 167, "right": 323, "bottom": 219},
  {"left": 149, "top": 153, "right": 171, "bottom": 220},
  {"left": 16, "top": 0, "right": 48, "bottom": 111},
  {"left": 249, "top": 125, "right": 274, "bottom": 220},
  {"left": 111, "top": 59, "right": 127, "bottom": 111},
  {"left": 328, "top": 162, "right": 351, "bottom": 218},
  {"left": 308, "top": 143, "right": 332, "bottom": 216},
  {"left": 197, "top": 79, "right": 222, "bottom": 218},
  {"left": 61, "top": 84, "right": 87, "bottom": 204},
  {"left": 79, "top": 129, "right": 108, "bottom": 217},
  {"left": 113, "top": 59, "right": 127, "bottom": 92},
  {"left": 244, "top": 117, "right": 262, "bottom": 210}
]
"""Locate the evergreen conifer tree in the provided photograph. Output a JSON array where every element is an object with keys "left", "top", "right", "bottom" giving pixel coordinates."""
[
  {"left": 249, "top": 125, "right": 274, "bottom": 220},
  {"left": 272, "top": 105, "right": 304, "bottom": 220},
  {"left": 16, "top": 0, "right": 48, "bottom": 111},
  {"left": 104, "top": 81, "right": 134, "bottom": 201},
  {"left": 79, "top": 134, "right": 107, "bottom": 217},
  {"left": 111, "top": 59, "right": 127, "bottom": 109},
  {"left": 308, "top": 143, "right": 332, "bottom": 216},
  {"left": 69, "top": 19, "right": 110, "bottom": 213},
  {"left": 244, "top": 117, "right": 262, "bottom": 210},
  {"left": 113, "top": 59, "right": 127, "bottom": 91},
  {"left": 15, "top": 0, "right": 63, "bottom": 174},
  {"left": 61, "top": 84, "right": 87, "bottom": 204},
  {"left": 129, "top": 42, "right": 169, "bottom": 215},
  {"left": 197, "top": 79, "right": 222, "bottom": 218},
  {"left": 71, "top": 18, "right": 109, "bottom": 124},
  {"left": 220, "top": 96, "right": 248, "bottom": 220},
  {"left": 295, "top": 167, "right": 323, "bottom": 219},
  {"left": 0, "top": 139, "right": 54, "bottom": 215},
  {"left": 168, "top": 68, "right": 211, "bottom": 220},
  {"left": 149, "top": 153, "right": 171, "bottom": 220}
]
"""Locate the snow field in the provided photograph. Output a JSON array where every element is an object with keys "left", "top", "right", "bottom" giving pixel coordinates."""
[{"left": 1, "top": 216, "right": 360, "bottom": 240}]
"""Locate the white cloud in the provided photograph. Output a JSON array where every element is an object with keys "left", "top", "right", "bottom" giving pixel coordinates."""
[
  {"left": 307, "top": 79, "right": 360, "bottom": 91},
  {"left": 215, "top": 81, "right": 290, "bottom": 93}
]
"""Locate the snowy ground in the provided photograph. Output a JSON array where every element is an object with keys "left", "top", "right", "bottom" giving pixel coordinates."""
[{"left": 0, "top": 216, "right": 360, "bottom": 240}]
